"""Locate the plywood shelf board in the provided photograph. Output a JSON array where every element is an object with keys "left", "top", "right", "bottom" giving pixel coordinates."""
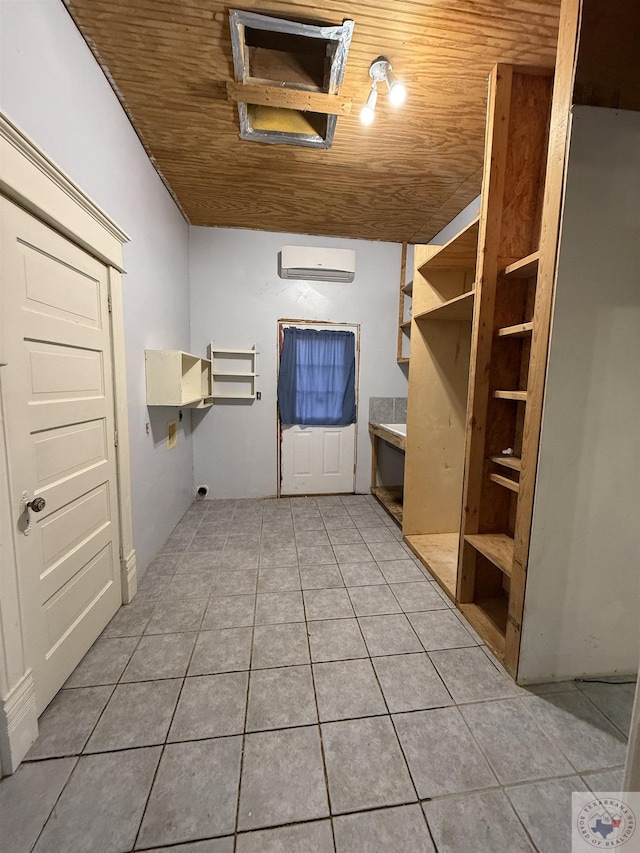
[
  {"left": 494, "top": 390, "right": 528, "bottom": 401},
  {"left": 188, "top": 397, "right": 215, "bottom": 409},
  {"left": 489, "top": 473, "right": 519, "bottom": 493},
  {"left": 402, "top": 280, "right": 414, "bottom": 295},
  {"left": 414, "top": 290, "right": 474, "bottom": 323},
  {"left": 503, "top": 251, "right": 540, "bottom": 278},
  {"left": 400, "top": 321, "right": 412, "bottom": 330},
  {"left": 497, "top": 322, "right": 533, "bottom": 338},
  {"left": 404, "top": 533, "right": 458, "bottom": 601},
  {"left": 490, "top": 455, "right": 522, "bottom": 471},
  {"left": 465, "top": 533, "right": 514, "bottom": 576},
  {"left": 212, "top": 371, "right": 257, "bottom": 376},
  {"left": 459, "top": 599, "right": 507, "bottom": 658},
  {"left": 372, "top": 486, "right": 403, "bottom": 526},
  {"left": 397, "top": 356, "right": 410, "bottom": 364},
  {"left": 211, "top": 347, "right": 257, "bottom": 354},
  {"left": 416, "top": 217, "right": 480, "bottom": 271},
  {"left": 212, "top": 393, "right": 256, "bottom": 399}
]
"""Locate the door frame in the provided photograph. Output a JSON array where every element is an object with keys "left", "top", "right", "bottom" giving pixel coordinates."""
[
  {"left": 276, "top": 319, "right": 360, "bottom": 497},
  {"left": 0, "top": 113, "right": 136, "bottom": 775}
]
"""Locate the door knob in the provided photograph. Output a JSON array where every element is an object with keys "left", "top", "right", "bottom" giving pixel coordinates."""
[{"left": 27, "top": 496, "right": 46, "bottom": 512}]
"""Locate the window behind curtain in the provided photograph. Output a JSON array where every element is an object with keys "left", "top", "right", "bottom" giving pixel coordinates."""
[{"left": 278, "top": 327, "right": 356, "bottom": 426}]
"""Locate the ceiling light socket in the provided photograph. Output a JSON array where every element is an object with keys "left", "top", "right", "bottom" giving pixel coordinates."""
[{"left": 368, "top": 56, "right": 393, "bottom": 84}]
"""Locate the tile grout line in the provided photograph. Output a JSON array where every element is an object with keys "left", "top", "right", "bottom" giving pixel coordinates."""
[
  {"left": 574, "top": 684, "right": 634, "bottom": 740},
  {"left": 304, "top": 511, "right": 338, "bottom": 850},
  {"left": 132, "top": 524, "right": 215, "bottom": 850},
  {"left": 130, "top": 543, "right": 211, "bottom": 852},
  {"left": 27, "top": 755, "right": 80, "bottom": 853},
  {"left": 233, "top": 503, "right": 268, "bottom": 848}
]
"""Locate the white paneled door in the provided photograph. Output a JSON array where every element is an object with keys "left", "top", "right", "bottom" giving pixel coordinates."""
[
  {"left": 1, "top": 198, "right": 122, "bottom": 714},
  {"left": 281, "top": 423, "right": 356, "bottom": 495},
  {"left": 279, "top": 323, "right": 358, "bottom": 496}
]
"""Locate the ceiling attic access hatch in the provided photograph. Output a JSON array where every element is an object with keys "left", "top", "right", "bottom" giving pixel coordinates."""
[{"left": 228, "top": 10, "right": 354, "bottom": 148}]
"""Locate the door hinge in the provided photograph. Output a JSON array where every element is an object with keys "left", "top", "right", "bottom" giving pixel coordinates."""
[
  {"left": 114, "top": 429, "right": 118, "bottom": 447},
  {"left": 107, "top": 294, "right": 113, "bottom": 313}
]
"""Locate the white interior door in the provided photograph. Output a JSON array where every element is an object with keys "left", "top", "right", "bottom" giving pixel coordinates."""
[
  {"left": 279, "top": 323, "right": 358, "bottom": 496},
  {"left": 1, "top": 197, "right": 122, "bottom": 713}
]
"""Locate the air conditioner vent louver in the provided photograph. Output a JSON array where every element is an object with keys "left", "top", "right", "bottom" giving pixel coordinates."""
[{"left": 279, "top": 246, "right": 356, "bottom": 282}]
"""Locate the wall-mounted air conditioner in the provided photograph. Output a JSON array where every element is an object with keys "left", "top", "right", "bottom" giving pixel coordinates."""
[{"left": 279, "top": 246, "right": 356, "bottom": 283}]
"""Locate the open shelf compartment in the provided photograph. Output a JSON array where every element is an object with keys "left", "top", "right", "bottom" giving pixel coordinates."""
[
  {"left": 415, "top": 217, "right": 480, "bottom": 272},
  {"left": 145, "top": 349, "right": 212, "bottom": 407},
  {"left": 414, "top": 290, "right": 474, "bottom": 323},
  {"left": 404, "top": 533, "right": 459, "bottom": 601}
]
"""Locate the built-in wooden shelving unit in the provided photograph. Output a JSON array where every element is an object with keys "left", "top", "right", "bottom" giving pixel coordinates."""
[
  {"left": 397, "top": 243, "right": 412, "bottom": 364},
  {"left": 401, "top": 8, "right": 640, "bottom": 685},
  {"left": 457, "top": 64, "right": 554, "bottom": 671},
  {"left": 403, "top": 211, "right": 478, "bottom": 601}
]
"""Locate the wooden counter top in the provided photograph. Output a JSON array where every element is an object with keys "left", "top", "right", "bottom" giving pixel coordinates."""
[{"left": 368, "top": 422, "right": 407, "bottom": 452}]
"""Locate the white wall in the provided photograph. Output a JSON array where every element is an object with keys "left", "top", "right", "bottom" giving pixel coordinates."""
[
  {"left": 190, "top": 228, "right": 408, "bottom": 497},
  {"left": 428, "top": 196, "right": 481, "bottom": 245},
  {"left": 0, "top": 0, "right": 193, "bottom": 572},
  {"left": 520, "top": 107, "right": 640, "bottom": 681}
]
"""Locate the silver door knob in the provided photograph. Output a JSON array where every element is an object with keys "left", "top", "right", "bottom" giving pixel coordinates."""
[{"left": 27, "top": 497, "right": 46, "bottom": 512}]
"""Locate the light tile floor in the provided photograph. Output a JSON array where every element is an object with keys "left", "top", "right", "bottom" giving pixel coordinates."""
[{"left": 1, "top": 496, "right": 635, "bottom": 853}]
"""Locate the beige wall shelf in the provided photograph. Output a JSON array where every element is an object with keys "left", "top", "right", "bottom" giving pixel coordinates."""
[
  {"left": 210, "top": 345, "right": 257, "bottom": 400},
  {"left": 145, "top": 349, "right": 211, "bottom": 406}
]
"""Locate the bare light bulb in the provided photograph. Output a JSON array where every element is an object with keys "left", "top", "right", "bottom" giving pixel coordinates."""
[
  {"left": 389, "top": 80, "right": 407, "bottom": 106},
  {"left": 359, "top": 86, "right": 377, "bottom": 125},
  {"left": 387, "top": 71, "right": 407, "bottom": 106}
]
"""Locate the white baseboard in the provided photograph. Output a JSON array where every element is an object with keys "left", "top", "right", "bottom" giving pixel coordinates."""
[
  {"left": 0, "top": 670, "right": 38, "bottom": 776},
  {"left": 121, "top": 548, "right": 137, "bottom": 604}
]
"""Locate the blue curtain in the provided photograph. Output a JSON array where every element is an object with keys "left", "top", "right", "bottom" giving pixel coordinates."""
[{"left": 278, "top": 327, "right": 356, "bottom": 426}]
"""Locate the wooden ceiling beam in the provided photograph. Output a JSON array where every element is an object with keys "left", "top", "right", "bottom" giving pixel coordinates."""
[{"left": 226, "top": 82, "right": 353, "bottom": 115}]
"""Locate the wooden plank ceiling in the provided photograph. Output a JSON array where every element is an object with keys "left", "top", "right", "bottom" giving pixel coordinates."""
[{"left": 64, "top": 0, "right": 560, "bottom": 243}]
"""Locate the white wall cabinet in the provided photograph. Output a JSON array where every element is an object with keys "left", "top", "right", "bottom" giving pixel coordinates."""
[
  {"left": 145, "top": 350, "right": 212, "bottom": 407},
  {"left": 211, "top": 346, "right": 257, "bottom": 400}
]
